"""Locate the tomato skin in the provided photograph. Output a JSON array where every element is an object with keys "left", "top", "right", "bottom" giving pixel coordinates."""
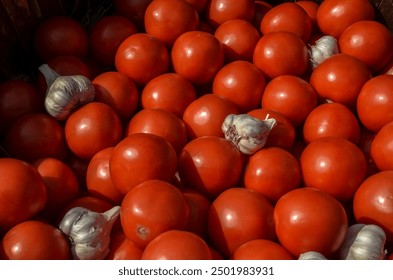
[
  {"left": 106, "top": 230, "right": 142, "bottom": 260},
  {"left": 232, "top": 239, "right": 294, "bottom": 260},
  {"left": 295, "top": 1, "right": 319, "bottom": 34},
  {"left": 370, "top": 121, "right": 393, "bottom": 171},
  {"left": 206, "top": 0, "right": 255, "bottom": 28},
  {"left": 274, "top": 187, "right": 348, "bottom": 257},
  {"left": 183, "top": 190, "right": 211, "bottom": 239}
]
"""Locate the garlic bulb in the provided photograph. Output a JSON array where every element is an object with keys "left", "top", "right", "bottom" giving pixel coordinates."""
[
  {"left": 39, "top": 64, "right": 95, "bottom": 120},
  {"left": 338, "top": 224, "right": 386, "bottom": 260},
  {"left": 298, "top": 251, "right": 327, "bottom": 260},
  {"left": 309, "top": 35, "right": 339, "bottom": 69},
  {"left": 222, "top": 114, "right": 277, "bottom": 155},
  {"left": 59, "top": 206, "right": 120, "bottom": 260}
]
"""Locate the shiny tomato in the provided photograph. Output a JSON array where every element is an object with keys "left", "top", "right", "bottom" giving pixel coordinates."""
[
  {"left": 120, "top": 180, "right": 189, "bottom": 249},
  {"left": 113, "top": 0, "right": 153, "bottom": 29},
  {"left": 300, "top": 136, "right": 367, "bottom": 202},
  {"left": 109, "top": 133, "right": 177, "bottom": 195},
  {"left": 171, "top": 31, "right": 225, "bottom": 85},
  {"left": 295, "top": 1, "right": 319, "bottom": 34},
  {"left": 253, "top": 31, "right": 309, "bottom": 79},
  {"left": 232, "top": 239, "right": 294, "bottom": 260},
  {"left": 370, "top": 120, "right": 393, "bottom": 171},
  {"left": 261, "top": 75, "right": 317, "bottom": 127},
  {"left": 1, "top": 220, "right": 71, "bottom": 260},
  {"left": 178, "top": 136, "right": 244, "bottom": 199},
  {"left": 212, "top": 60, "right": 266, "bottom": 113},
  {"left": 106, "top": 230, "right": 142, "bottom": 260},
  {"left": 208, "top": 188, "right": 276, "bottom": 258},
  {"left": 183, "top": 190, "right": 211, "bottom": 239},
  {"left": 115, "top": 33, "right": 170, "bottom": 85},
  {"left": 206, "top": 0, "right": 255, "bottom": 28}
]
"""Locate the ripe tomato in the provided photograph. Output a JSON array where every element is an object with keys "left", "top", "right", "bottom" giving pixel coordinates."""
[
  {"left": 109, "top": 133, "right": 177, "bottom": 195},
  {"left": 370, "top": 120, "right": 393, "bottom": 171},
  {"left": 295, "top": 1, "right": 319, "bottom": 34},
  {"left": 232, "top": 239, "right": 294, "bottom": 260},
  {"left": 90, "top": 15, "right": 137, "bottom": 67},
  {"left": 274, "top": 187, "right": 348, "bottom": 257},
  {"left": 208, "top": 188, "right": 276, "bottom": 258},
  {"left": 183, "top": 190, "right": 210, "bottom": 239},
  {"left": 206, "top": 0, "right": 255, "bottom": 28},
  {"left": 141, "top": 230, "right": 212, "bottom": 260},
  {"left": 0, "top": 158, "right": 47, "bottom": 232},
  {"left": 253, "top": 31, "right": 309, "bottom": 79},
  {"left": 115, "top": 33, "right": 170, "bottom": 85},
  {"left": 34, "top": 16, "right": 89, "bottom": 62},
  {"left": 261, "top": 75, "right": 317, "bottom": 127},
  {"left": 106, "top": 230, "right": 142, "bottom": 260},
  {"left": 120, "top": 180, "right": 189, "bottom": 249},
  {"left": 178, "top": 136, "right": 244, "bottom": 199},
  {"left": 65, "top": 102, "right": 123, "bottom": 160},
  {"left": 113, "top": 0, "right": 153, "bottom": 29},
  {"left": 1, "top": 220, "right": 71, "bottom": 260},
  {"left": 300, "top": 136, "right": 367, "bottom": 202},
  {"left": 171, "top": 31, "right": 225, "bottom": 85},
  {"left": 212, "top": 60, "right": 266, "bottom": 113}
]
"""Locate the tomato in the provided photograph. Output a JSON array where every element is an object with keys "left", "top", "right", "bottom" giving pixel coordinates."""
[
  {"left": 206, "top": 0, "right": 255, "bottom": 28},
  {"left": 300, "top": 136, "right": 367, "bottom": 202},
  {"left": 232, "top": 239, "right": 294, "bottom": 260},
  {"left": 208, "top": 187, "right": 275, "bottom": 258},
  {"left": 260, "top": 2, "right": 312, "bottom": 42},
  {"left": 4, "top": 113, "right": 67, "bottom": 162},
  {"left": 183, "top": 190, "right": 211, "bottom": 239},
  {"left": 86, "top": 147, "right": 123, "bottom": 205},
  {"left": 339, "top": 20, "right": 393, "bottom": 73},
  {"left": 253, "top": 31, "right": 309, "bottom": 79},
  {"left": 353, "top": 171, "right": 393, "bottom": 243},
  {"left": 59, "top": 195, "right": 114, "bottom": 218},
  {"left": 316, "top": 0, "right": 375, "bottom": 38},
  {"left": 90, "top": 15, "right": 137, "bottom": 67},
  {"left": 171, "top": 31, "right": 225, "bottom": 85},
  {"left": 212, "top": 60, "right": 266, "bottom": 113},
  {"left": 214, "top": 19, "right": 260, "bottom": 62},
  {"left": 1, "top": 220, "right": 71, "bottom": 260},
  {"left": 109, "top": 133, "right": 177, "bottom": 195},
  {"left": 261, "top": 75, "right": 317, "bottom": 127},
  {"left": 357, "top": 75, "right": 393, "bottom": 132},
  {"left": 310, "top": 53, "right": 371, "bottom": 108},
  {"left": 120, "top": 180, "right": 189, "bottom": 249},
  {"left": 178, "top": 136, "right": 244, "bottom": 199},
  {"left": 34, "top": 16, "right": 89, "bottom": 62},
  {"left": 113, "top": 0, "right": 153, "bottom": 30},
  {"left": 303, "top": 102, "right": 361, "bottom": 144},
  {"left": 244, "top": 147, "right": 301, "bottom": 203},
  {"left": 370, "top": 120, "right": 393, "bottom": 171},
  {"left": 295, "top": 1, "right": 319, "bottom": 35},
  {"left": 115, "top": 33, "right": 170, "bottom": 85},
  {"left": 182, "top": 94, "right": 238, "bottom": 139},
  {"left": 92, "top": 71, "right": 139, "bottom": 122},
  {"left": 141, "top": 73, "right": 197, "bottom": 118},
  {"left": 0, "top": 158, "right": 47, "bottom": 232},
  {"left": 106, "top": 230, "right": 142, "bottom": 260}
]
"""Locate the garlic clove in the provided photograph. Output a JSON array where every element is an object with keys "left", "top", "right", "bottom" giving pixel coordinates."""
[
  {"left": 309, "top": 35, "right": 339, "bottom": 69},
  {"left": 298, "top": 251, "right": 328, "bottom": 260},
  {"left": 222, "top": 113, "right": 276, "bottom": 155}
]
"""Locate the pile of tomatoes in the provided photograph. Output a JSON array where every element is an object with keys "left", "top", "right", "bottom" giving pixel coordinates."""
[{"left": 1, "top": 0, "right": 393, "bottom": 260}]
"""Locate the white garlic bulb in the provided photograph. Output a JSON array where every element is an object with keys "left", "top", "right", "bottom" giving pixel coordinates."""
[
  {"left": 309, "top": 35, "right": 339, "bottom": 69},
  {"left": 338, "top": 224, "right": 386, "bottom": 260},
  {"left": 59, "top": 205, "right": 120, "bottom": 260},
  {"left": 222, "top": 114, "right": 276, "bottom": 155},
  {"left": 298, "top": 251, "right": 328, "bottom": 260},
  {"left": 39, "top": 64, "right": 95, "bottom": 120}
]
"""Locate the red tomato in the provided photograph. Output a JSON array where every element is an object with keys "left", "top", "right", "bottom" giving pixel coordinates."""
[
  {"left": 171, "top": 31, "right": 225, "bottom": 85},
  {"left": 253, "top": 31, "right": 309, "bottom": 79},
  {"left": 339, "top": 20, "right": 393, "bottom": 73},
  {"left": 113, "top": 0, "right": 153, "bottom": 29},
  {"left": 0, "top": 158, "right": 47, "bottom": 232},
  {"left": 303, "top": 102, "right": 361, "bottom": 144},
  {"left": 316, "top": 0, "right": 375, "bottom": 38},
  {"left": 92, "top": 71, "right": 139, "bottom": 122},
  {"left": 106, "top": 230, "right": 142, "bottom": 260},
  {"left": 244, "top": 147, "right": 301, "bottom": 203},
  {"left": 370, "top": 120, "right": 393, "bottom": 171},
  {"left": 34, "top": 16, "right": 89, "bottom": 62},
  {"left": 90, "top": 15, "right": 137, "bottom": 67},
  {"left": 295, "top": 1, "right": 319, "bottom": 35},
  {"left": 232, "top": 239, "right": 294, "bottom": 260},
  {"left": 120, "top": 180, "right": 189, "bottom": 249},
  {"left": 206, "top": 0, "right": 255, "bottom": 28},
  {"left": 300, "top": 136, "right": 367, "bottom": 202},
  {"left": 261, "top": 75, "right": 317, "bottom": 127},
  {"left": 274, "top": 187, "right": 347, "bottom": 257},
  {"left": 183, "top": 190, "right": 211, "bottom": 239},
  {"left": 1, "top": 220, "right": 71, "bottom": 260},
  {"left": 141, "top": 73, "right": 197, "bottom": 118},
  {"left": 109, "top": 133, "right": 177, "bottom": 195},
  {"left": 115, "top": 33, "right": 170, "bottom": 85},
  {"left": 208, "top": 188, "right": 276, "bottom": 258},
  {"left": 60, "top": 196, "right": 114, "bottom": 218},
  {"left": 357, "top": 75, "right": 393, "bottom": 132},
  {"left": 310, "top": 53, "right": 371, "bottom": 108},
  {"left": 178, "top": 136, "right": 245, "bottom": 199},
  {"left": 212, "top": 60, "right": 266, "bottom": 113},
  {"left": 141, "top": 230, "right": 211, "bottom": 260}
]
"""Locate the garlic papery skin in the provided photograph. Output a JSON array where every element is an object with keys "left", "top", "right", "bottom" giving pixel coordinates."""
[
  {"left": 298, "top": 251, "right": 327, "bottom": 260},
  {"left": 338, "top": 224, "right": 386, "bottom": 260},
  {"left": 39, "top": 64, "right": 95, "bottom": 121},
  {"left": 309, "top": 35, "right": 339, "bottom": 69},
  {"left": 222, "top": 113, "right": 277, "bottom": 155},
  {"left": 58, "top": 206, "right": 120, "bottom": 260}
]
